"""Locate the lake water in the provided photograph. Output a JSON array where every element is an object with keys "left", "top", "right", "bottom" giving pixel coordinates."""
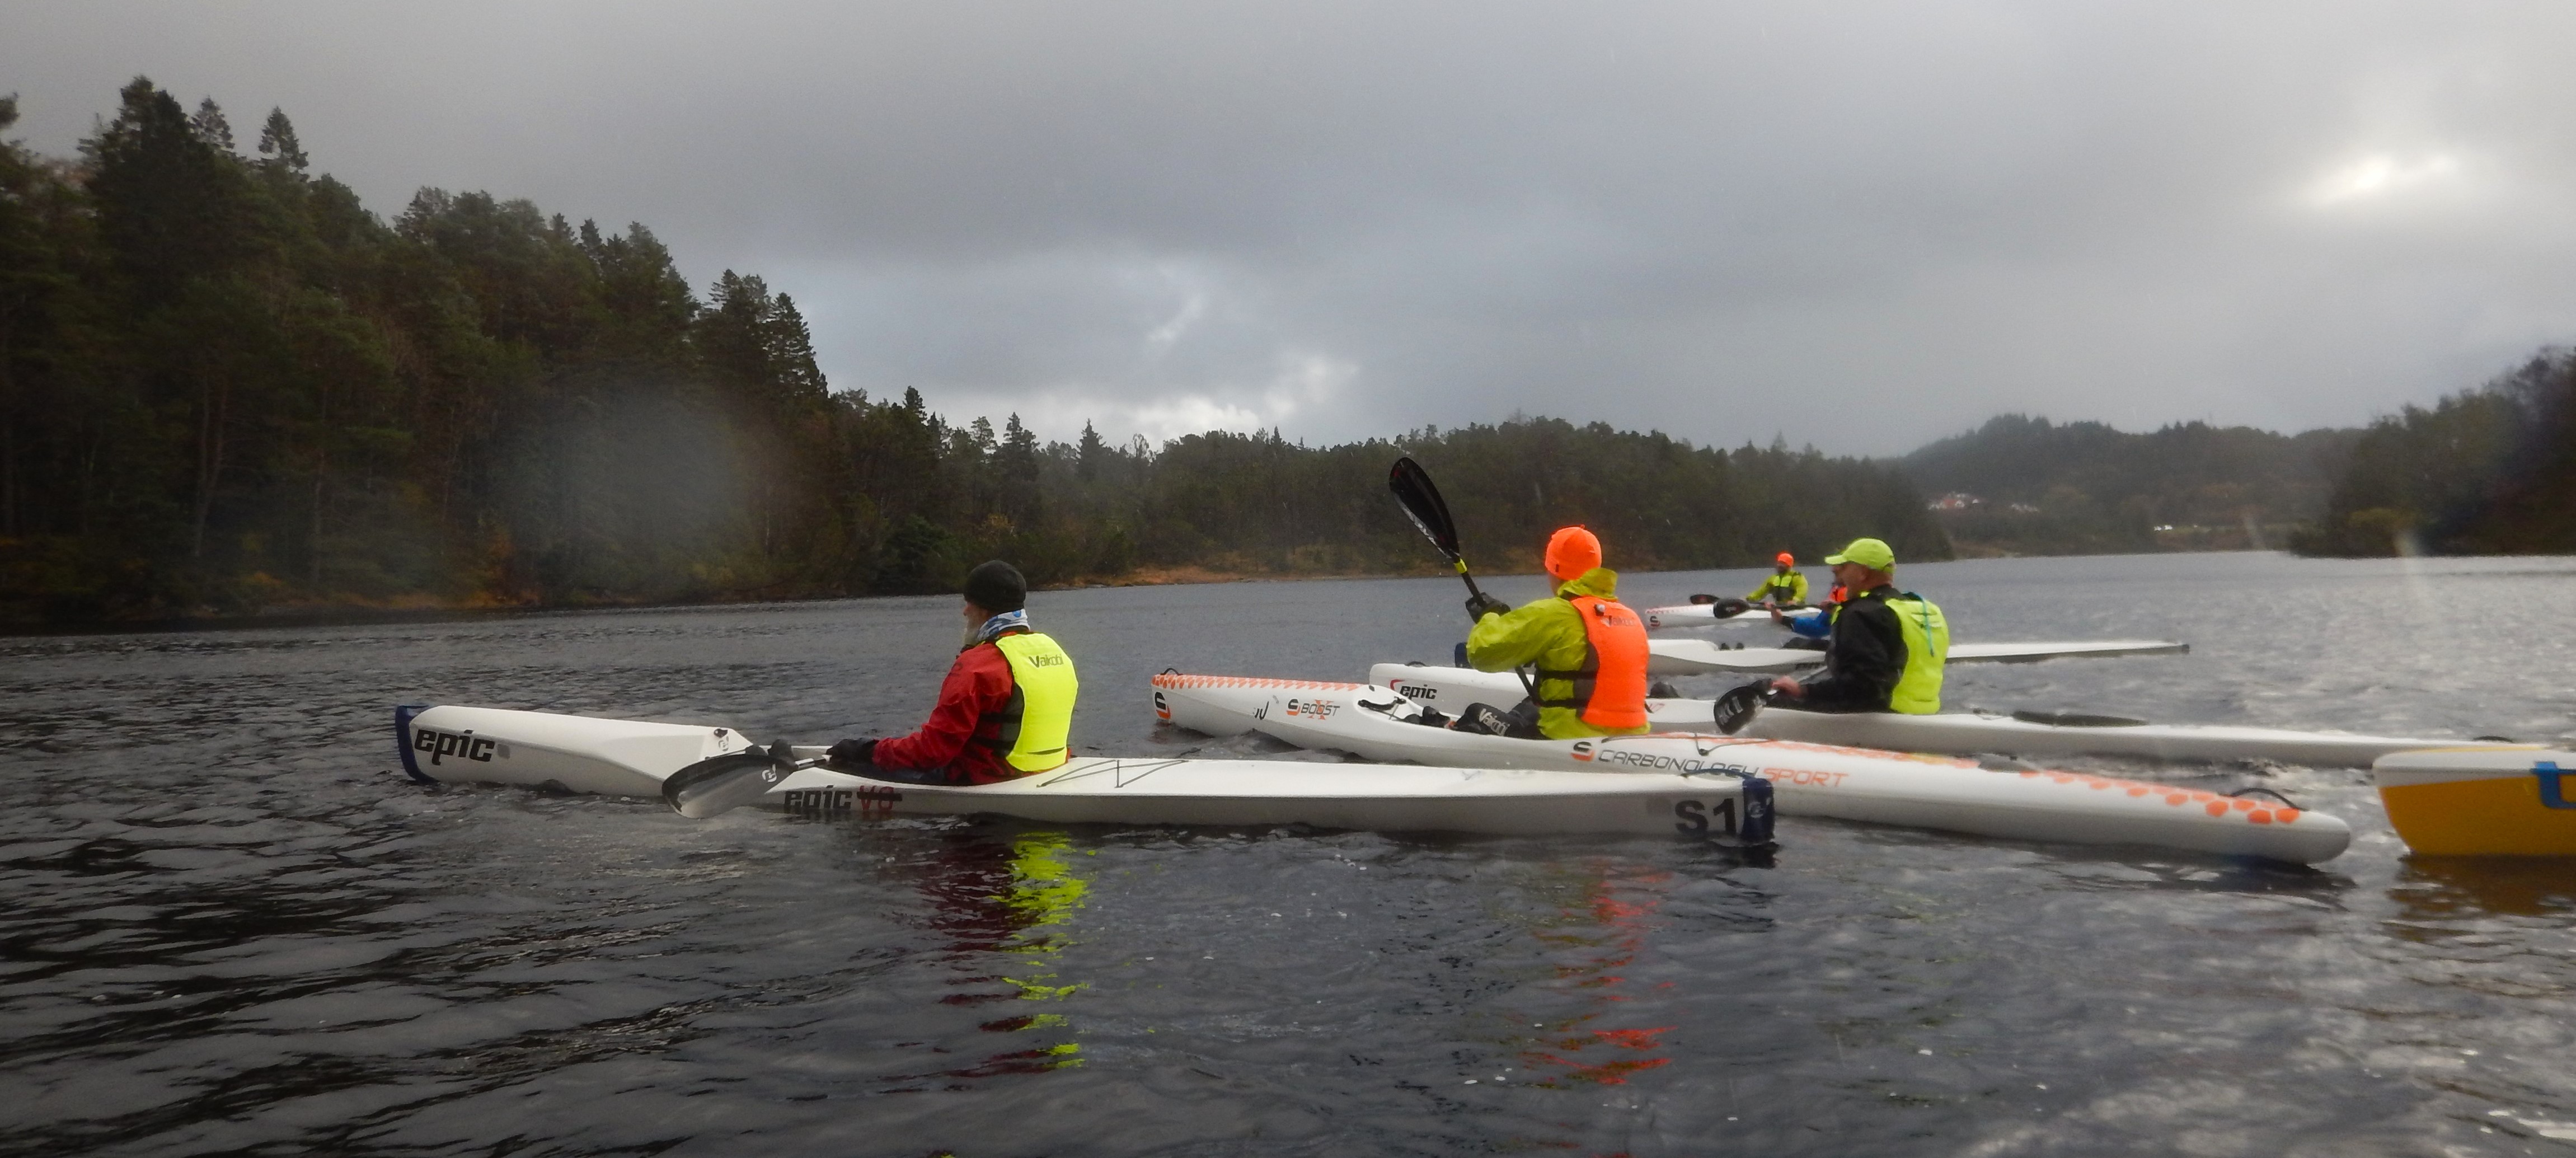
[{"left": 3, "top": 551, "right": 2573, "bottom": 1156}]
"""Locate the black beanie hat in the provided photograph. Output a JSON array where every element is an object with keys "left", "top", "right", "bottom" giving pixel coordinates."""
[{"left": 962, "top": 560, "right": 1027, "bottom": 612}]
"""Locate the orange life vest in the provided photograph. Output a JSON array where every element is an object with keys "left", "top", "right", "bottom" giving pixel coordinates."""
[{"left": 1535, "top": 594, "right": 1650, "bottom": 729}]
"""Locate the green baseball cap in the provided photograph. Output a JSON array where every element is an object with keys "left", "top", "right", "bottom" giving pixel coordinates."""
[{"left": 1823, "top": 537, "right": 1895, "bottom": 570}]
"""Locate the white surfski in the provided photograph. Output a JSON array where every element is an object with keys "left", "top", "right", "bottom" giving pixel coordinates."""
[
  {"left": 1640, "top": 603, "right": 1803, "bottom": 630},
  {"left": 1643, "top": 636, "right": 2188, "bottom": 676},
  {"left": 1368, "top": 663, "right": 2518, "bottom": 768},
  {"left": 392, "top": 704, "right": 1763, "bottom": 842},
  {"left": 1149, "top": 673, "right": 2349, "bottom": 864}
]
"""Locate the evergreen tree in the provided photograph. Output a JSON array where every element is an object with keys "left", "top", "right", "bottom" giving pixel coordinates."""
[
  {"left": 190, "top": 97, "right": 234, "bottom": 152},
  {"left": 255, "top": 107, "right": 307, "bottom": 173},
  {"left": 1077, "top": 420, "right": 1107, "bottom": 481}
]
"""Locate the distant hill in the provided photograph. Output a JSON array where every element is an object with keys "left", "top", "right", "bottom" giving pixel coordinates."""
[
  {"left": 2296, "top": 349, "right": 2576, "bottom": 557},
  {"left": 1898, "top": 415, "right": 2361, "bottom": 556}
]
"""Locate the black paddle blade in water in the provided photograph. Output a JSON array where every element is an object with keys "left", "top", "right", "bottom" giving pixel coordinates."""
[
  {"left": 663, "top": 752, "right": 796, "bottom": 819},
  {"left": 1388, "top": 456, "right": 1461, "bottom": 559}
]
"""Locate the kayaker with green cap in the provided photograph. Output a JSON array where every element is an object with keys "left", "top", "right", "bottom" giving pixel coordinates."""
[
  {"left": 825, "top": 560, "right": 1080, "bottom": 783},
  {"left": 1765, "top": 537, "right": 1949, "bottom": 714}
]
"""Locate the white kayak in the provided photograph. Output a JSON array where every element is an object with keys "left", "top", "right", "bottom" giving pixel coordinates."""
[
  {"left": 1643, "top": 636, "right": 2189, "bottom": 676},
  {"left": 392, "top": 705, "right": 1764, "bottom": 842},
  {"left": 1640, "top": 603, "right": 1801, "bottom": 630},
  {"left": 1151, "top": 673, "right": 2349, "bottom": 864},
  {"left": 1369, "top": 664, "right": 2517, "bottom": 768}
]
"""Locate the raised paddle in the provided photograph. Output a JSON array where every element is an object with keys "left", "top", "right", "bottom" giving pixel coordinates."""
[
  {"left": 1388, "top": 456, "right": 1492, "bottom": 604},
  {"left": 1388, "top": 456, "right": 1534, "bottom": 697},
  {"left": 662, "top": 741, "right": 819, "bottom": 819}
]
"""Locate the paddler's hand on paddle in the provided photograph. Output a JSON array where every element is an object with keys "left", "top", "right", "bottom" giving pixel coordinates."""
[
  {"left": 1465, "top": 592, "right": 1510, "bottom": 621},
  {"left": 825, "top": 738, "right": 878, "bottom": 771},
  {"left": 1768, "top": 676, "right": 1803, "bottom": 697}
]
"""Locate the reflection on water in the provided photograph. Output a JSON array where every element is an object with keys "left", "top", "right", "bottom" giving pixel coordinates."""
[
  {"left": 2387, "top": 857, "right": 2576, "bottom": 923},
  {"left": 1521, "top": 859, "right": 1678, "bottom": 1087},
  {"left": 894, "top": 830, "right": 1090, "bottom": 1083}
]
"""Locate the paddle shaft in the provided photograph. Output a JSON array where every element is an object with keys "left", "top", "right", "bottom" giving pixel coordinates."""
[{"left": 1388, "top": 456, "right": 1535, "bottom": 700}]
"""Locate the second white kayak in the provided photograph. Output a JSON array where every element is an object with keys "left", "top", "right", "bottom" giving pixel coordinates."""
[
  {"left": 1640, "top": 603, "right": 1798, "bottom": 630},
  {"left": 1151, "top": 673, "right": 2350, "bottom": 863},
  {"left": 1644, "top": 636, "right": 2189, "bottom": 675},
  {"left": 1368, "top": 664, "right": 2519, "bottom": 768}
]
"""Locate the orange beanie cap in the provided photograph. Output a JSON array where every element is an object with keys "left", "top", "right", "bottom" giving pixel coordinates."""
[{"left": 1545, "top": 526, "right": 1602, "bottom": 582}]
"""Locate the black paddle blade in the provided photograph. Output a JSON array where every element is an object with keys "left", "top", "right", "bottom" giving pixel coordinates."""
[
  {"left": 663, "top": 752, "right": 795, "bottom": 819},
  {"left": 1712, "top": 681, "right": 1770, "bottom": 735},
  {"left": 1712, "top": 598, "right": 1753, "bottom": 618},
  {"left": 1388, "top": 456, "right": 1462, "bottom": 559}
]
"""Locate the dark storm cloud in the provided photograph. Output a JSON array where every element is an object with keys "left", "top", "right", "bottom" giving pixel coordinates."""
[{"left": 13, "top": 2, "right": 2576, "bottom": 452}]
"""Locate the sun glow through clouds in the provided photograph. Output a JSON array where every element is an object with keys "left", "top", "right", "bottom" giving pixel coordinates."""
[{"left": 2305, "top": 152, "right": 2462, "bottom": 207}]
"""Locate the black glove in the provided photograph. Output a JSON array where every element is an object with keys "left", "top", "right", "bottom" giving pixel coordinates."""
[
  {"left": 1465, "top": 593, "right": 1510, "bottom": 621},
  {"left": 825, "top": 738, "right": 878, "bottom": 770}
]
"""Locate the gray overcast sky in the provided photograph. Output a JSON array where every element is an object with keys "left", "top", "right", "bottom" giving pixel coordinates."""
[{"left": 12, "top": 2, "right": 2576, "bottom": 454}]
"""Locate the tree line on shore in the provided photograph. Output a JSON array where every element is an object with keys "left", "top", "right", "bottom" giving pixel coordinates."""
[
  {"left": 1902, "top": 415, "right": 2359, "bottom": 556},
  {"left": 1899, "top": 351, "right": 2576, "bottom": 561},
  {"left": 0, "top": 79, "right": 1947, "bottom": 625},
  {"left": 2292, "top": 349, "right": 2576, "bottom": 557}
]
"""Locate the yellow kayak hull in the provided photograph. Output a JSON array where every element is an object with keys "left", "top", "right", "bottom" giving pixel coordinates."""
[{"left": 2375, "top": 747, "right": 2576, "bottom": 857}]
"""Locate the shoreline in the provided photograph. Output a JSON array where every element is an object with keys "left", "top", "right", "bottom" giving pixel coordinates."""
[
  {"left": 0, "top": 564, "right": 1441, "bottom": 639},
  {"left": 25, "top": 546, "right": 2517, "bottom": 639}
]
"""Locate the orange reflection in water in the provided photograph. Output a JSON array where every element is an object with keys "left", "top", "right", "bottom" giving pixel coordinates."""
[{"left": 1519, "top": 859, "right": 1677, "bottom": 1087}]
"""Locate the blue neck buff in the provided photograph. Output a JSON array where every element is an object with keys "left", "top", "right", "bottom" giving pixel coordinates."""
[{"left": 971, "top": 608, "right": 1030, "bottom": 646}]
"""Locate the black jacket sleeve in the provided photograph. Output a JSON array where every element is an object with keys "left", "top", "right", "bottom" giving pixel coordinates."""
[{"left": 1796, "top": 593, "right": 1904, "bottom": 712}]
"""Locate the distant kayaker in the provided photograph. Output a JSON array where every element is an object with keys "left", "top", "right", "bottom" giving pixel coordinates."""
[
  {"left": 1454, "top": 527, "right": 1652, "bottom": 740},
  {"left": 825, "top": 560, "right": 1078, "bottom": 782},
  {"left": 1747, "top": 552, "right": 1810, "bottom": 607},
  {"left": 1765, "top": 537, "right": 1948, "bottom": 714}
]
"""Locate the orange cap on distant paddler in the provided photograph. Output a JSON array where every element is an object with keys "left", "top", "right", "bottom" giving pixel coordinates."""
[
  {"left": 1776, "top": 552, "right": 1795, "bottom": 566},
  {"left": 1545, "top": 526, "right": 1602, "bottom": 582}
]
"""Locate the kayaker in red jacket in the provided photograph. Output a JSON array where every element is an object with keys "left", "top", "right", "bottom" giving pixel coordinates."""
[{"left": 825, "top": 560, "right": 1080, "bottom": 785}]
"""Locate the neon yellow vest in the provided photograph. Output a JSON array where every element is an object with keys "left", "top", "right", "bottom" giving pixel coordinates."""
[
  {"left": 1884, "top": 593, "right": 1949, "bottom": 715},
  {"left": 989, "top": 631, "right": 1079, "bottom": 772}
]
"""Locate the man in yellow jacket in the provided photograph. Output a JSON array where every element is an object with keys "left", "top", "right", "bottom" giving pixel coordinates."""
[
  {"left": 1747, "top": 552, "right": 1810, "bottom": 606},
  {"left": 1458, "top": 527, "right": 1653, "bottom": 740}
]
